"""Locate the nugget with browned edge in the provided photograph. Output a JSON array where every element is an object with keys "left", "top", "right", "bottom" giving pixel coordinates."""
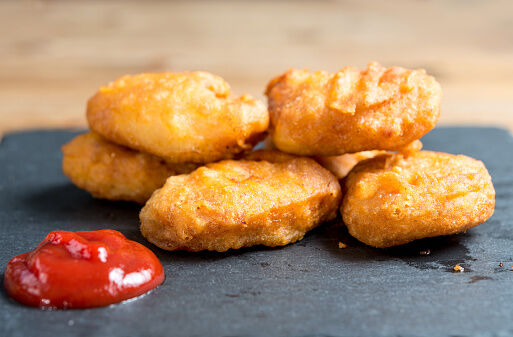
[
  {"left": 62, "top": 132, "right": 198, "bottom": 204},
  {"left": 87, "top": 72, "right": 269, "bottom": 164},
  {"left": 242, "top": 149, "right": 297, "bottom": 163},
  {"left": 266, "top": 62, "right": 441, "bottom": 156},
  {"left": 314, "top": 151, "right": 384, "bottom": 180},
  {"left": 140, "top": 155, "right": 341, "bottom": 252},
  {"left": 342, "top": 151, "right": 495, "bottom": 248},
  {"left": 315, "top": 140, "right": 422, "bottom": 180}
]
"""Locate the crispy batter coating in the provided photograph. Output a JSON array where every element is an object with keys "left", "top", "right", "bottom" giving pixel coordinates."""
[
  {"left": 87, "top": 71, "right": 269, "bottom": 164},
  {"left": 266, "top": 62, "right": 441, "bottom": 156},
  {"left": 314, "top": 151, "right": 384, "bottom": 180},
  {"left": 315, "top": 140, "right": 422, "bottom": 179},
  {"left": 140, "top": 155, "right": 342, "bottom": 252},
  {"left": 62, "top": 132, "right": 198, "bottom": 204},
  {"left": 242, "top": 149, "right": 297, "bottom": 163},
  {"left": 342, "top": 151, "right": 495, "bottom": 248}
]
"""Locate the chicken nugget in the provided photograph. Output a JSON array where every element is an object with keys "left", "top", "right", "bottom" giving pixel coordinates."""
[
  {"left": 314, "top": 151, "right": 384, "bottom": 180},
  {"left": 315, "top": 140, "right": 422, "bottom": 179},
  {"left": 242, "top": 149, "right": 297, "bottom": 163},
  {"left": 266, "top": 62, "right": 441, "bottom": 156},
  {"left": 140, "top": 156, "right": 342, "bottom": 252},
  {"left": 87, "top": 71, "right": 269, "bottom": 164},
  {"left": 62, "top": 132, "right": 198, "bottom": 204},
  {"left": 342, "top": 151, "right": 495, "bottom": 248}
]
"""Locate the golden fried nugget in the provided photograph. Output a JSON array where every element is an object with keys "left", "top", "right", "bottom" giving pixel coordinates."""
[
  {"left": 397, "top": 139, "right": 423, "bottom": 155},
  {"left": 87, "top": 72, "right": 269, "bottom": 164},
  {"left": 314, "top": 151, "right": 384, "bottom": 180},
  {"left": 242, "top": 149, "right": 297, "bottom": 163},
  {"left": 140, "top": 156, "right": 342, "bottom": 252},
  {"left": 266, "top": 62, "right": 441, "bottom": 156},
  {"left": 342, "top": 151, "right": 495, "bottom": 248},
  {"left": 314, "top": 140, "right": 422, "bottom": 179},
  {"left": 62, "top": 132, "right": 198, "bottom": 204}
]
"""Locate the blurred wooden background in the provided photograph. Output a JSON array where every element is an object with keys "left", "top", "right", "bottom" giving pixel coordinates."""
[{"left": 1, "top": 0, "right": 512, "bottom": 136}]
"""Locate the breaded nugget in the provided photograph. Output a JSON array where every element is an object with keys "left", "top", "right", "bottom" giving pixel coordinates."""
[
  {"left": 315, "top": 140, "right": 422, "bottom": 179},
  {"left": 87, "top": 71, "right": 269, "bottom": 164},
  {"left": 242, "top": 149, "right": 297, "bottom": 163},
  {"left": 266, "top": 62, "right": 441, "bottom": 156},
  {"left": 62, "top": 132, "right": 198, "bottom": 203},
  {"left": 140, "top": 156, "right": 342, "bottom": 252},
  {"left": 342, "top": 151, "right": 495, "bottom": 248},
  {"left": 314, "top": 151, "right": 384, "bottom": 180}
]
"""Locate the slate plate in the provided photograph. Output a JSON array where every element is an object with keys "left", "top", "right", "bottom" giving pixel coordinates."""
[{"left": 0, "top": 127, "right": 512, "bottom": 337}]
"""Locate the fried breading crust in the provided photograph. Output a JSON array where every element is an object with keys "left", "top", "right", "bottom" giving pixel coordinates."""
[
  {"left": 314, "top": 151, "right": 384, "bottom": 180},
  {"left": 314, "top": 140, "right": 422, "bottom": 179},
  {"left": 62, "top": 132, "right": 198, "bottom": 204},
  {"left": 87, "top": 72, "right": 269, "bottom": 164},
  {"left": 266, "top": 62, "right": 441, "bottom": 156},
  {"left": 342, "top": 151, "right": 495, "bottom": 248},
  {"left": 140, "top": 155, "right": 342, "bottom": 252},
  {"left": 242, "top": 149, "right": 297, "bottom": 163}
]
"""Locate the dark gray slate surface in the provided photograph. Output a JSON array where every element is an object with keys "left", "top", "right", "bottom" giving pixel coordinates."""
[{"left": 0, "top": 127, "right": 512, "bottom": 337}]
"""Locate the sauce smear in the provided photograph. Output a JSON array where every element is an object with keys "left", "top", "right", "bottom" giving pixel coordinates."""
[{"left": 4, "top": 229, "right": 164, "bottom": 309}]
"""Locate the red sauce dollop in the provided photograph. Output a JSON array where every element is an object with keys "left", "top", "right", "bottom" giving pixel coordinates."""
[{"left": 3, "top": 229, "right": 164, "bottom": 309}]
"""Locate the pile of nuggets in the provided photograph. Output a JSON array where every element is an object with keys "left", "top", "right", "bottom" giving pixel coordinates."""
[{"left": 62, "top": 62, "right": 495, "bottom": 252}]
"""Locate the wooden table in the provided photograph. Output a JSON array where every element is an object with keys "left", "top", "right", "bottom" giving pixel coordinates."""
[{"left": 1, "top": 0, "right": 512, "bottom": 136}]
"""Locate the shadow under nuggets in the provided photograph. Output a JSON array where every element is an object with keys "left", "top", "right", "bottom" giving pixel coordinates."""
[{"left": 320, "top": 220, "right": 476, "bottom": 273}]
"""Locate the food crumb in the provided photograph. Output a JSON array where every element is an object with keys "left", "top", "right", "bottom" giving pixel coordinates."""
[
  {"left": 420, "top": 249, "right": 430, "bottom": 255},
  {"left": 338, "top": 242, "right": 347, "bottom": 249},
  {"left": 453, "top": 264, "right": 464, "bottom": 272},
  {"left": 499, "top": 262, "right": 503, "bottom": 267}
]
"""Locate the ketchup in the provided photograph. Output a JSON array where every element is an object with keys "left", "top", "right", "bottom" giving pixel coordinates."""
[{"left": 3, "top": 230, "right": 164, "bottom": 309}]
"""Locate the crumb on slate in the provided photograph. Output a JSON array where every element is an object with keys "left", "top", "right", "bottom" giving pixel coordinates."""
[{"left": 453, "top": 264, "right": 464, "bottom": 272}]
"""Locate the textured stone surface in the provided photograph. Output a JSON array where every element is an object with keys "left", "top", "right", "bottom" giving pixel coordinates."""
[{"left": 0, "top": 127, "right": 512, "bottom": 337}]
